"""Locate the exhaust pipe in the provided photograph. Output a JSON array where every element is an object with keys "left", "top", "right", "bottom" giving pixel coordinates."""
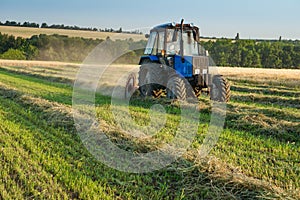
[{"left": 180, "top": 19, "right": 185, "bottom": 63}]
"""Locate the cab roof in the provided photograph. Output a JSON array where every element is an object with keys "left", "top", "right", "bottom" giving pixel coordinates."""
[{"left": 152, "top": 23, "right": 199, "bottom": 31}]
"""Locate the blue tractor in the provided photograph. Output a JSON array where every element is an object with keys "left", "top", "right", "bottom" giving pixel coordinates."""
[{"left": 137, "top": 19, "right": 230, "bottom": 102}]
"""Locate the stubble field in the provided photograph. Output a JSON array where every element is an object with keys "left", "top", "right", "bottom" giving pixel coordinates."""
[{"left": 0, "top": 60, "right": 299, "bottom": 199}]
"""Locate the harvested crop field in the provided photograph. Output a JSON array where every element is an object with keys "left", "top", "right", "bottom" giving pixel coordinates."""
[
  {"left": 0, "top": 26, "right": 145, "bottom": 41},
  {"left": 0, "top": 59, "right": 299, "bottom": 199}
]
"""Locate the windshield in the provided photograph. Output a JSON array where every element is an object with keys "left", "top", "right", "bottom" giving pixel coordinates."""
[
  {"left": 166, "top": 29, "right": 180, "bottom": 55},
  {"left": 166, "top": 29, "right": 199, "bottom": 56}
]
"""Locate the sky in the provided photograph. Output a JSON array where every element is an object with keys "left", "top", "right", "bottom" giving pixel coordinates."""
[{"left": 0, "top": 0, "right": 299, "bottom": 39}]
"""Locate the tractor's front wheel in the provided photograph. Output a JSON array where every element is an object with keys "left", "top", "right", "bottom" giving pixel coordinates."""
[
  {"left": 210, "top": 75, "right": 231, "bottom": 102},
  {"left": 166, "top": 74, "right": 187, "bottom": 100},
  {"left": 138, "top": 63, "right": 163, "bottom": 97}
]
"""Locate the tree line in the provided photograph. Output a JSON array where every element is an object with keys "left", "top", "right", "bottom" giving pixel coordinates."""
[
  {"left": 0, "top": 32, "right": 146, "bottom": 63},
  {"left": 0, "top": 30, "right": 299, "bottom": 68},
  {"left": 201, "top": 39, "right": 300, "bottom": 69},
  {"left": 0, "top": 21, "right": 39, "bottom": 28},
  {"left": 0, "top": 20, "right": 143, "bottom": 34}
]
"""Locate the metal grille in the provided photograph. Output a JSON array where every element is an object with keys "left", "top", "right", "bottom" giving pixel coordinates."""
[{"left": 193, "top": 56, "right": 209, "bottom": 73}]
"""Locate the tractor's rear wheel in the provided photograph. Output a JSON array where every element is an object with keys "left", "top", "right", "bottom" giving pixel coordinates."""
[
  {"left": 125, "top": 73, "right": 137, "bottom": 99},
  {"left": 166, "top": 74, "right": 187, "bottom": 100},
  {"left": 210, "top": 75, "right": 231, "bottom": 102},
  {"left": 138, "top": 63, "right": 163, "bottom": 97}
]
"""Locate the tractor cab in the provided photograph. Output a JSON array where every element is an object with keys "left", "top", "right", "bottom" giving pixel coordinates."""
[
  {"left": 143, "top": 23, "right": 200, "bottom": 57},
  {"left": 139, "top": 20, "right": 208, "bottom": 79}
]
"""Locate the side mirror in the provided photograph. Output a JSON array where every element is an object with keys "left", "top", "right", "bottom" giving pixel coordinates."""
[
  {"left": 145, "top": 34, "right": 150, "bottom": 39},
  {"left": 205, "top": 50, "right": 209, "bottom": 56}
]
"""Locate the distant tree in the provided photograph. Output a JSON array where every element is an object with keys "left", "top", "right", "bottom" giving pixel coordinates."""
[
  {"left": 292, "top": 45, "right": 300, "bottom": 68},
  {"left": 22, "top": 44, "right": 39, "bottom": 60},
  {"left": 30, "top": 22, "right": 39, "bottom": 28},
  {"left": 235, "top": 33, "right": 240, "bottom": 40},
  {"left": 0, "top": 34, "right": 17, "bottom": 53},
  {"left": 230, "top": 40, "right": 242, "bottom": 66},
  {"left": 117, "top": 27, "right": 122, "bottom": 33},
  {"left": 281, "top": 44, "right": 294, "bottom": 68},
  {"left": 262, "top": 42, "right": 283, "bottom": 68},
  {"left": 11, "top": 21, "right": 17, "bottom": 26},
  {"left": 22, "top": 22, "right": 29, "bottom": 27},
  {"left": 41, "top": 23, "right": 48, "bottom": 28},
  {"left": 0, "top": 48, "right": 26, "bottom": 60}
]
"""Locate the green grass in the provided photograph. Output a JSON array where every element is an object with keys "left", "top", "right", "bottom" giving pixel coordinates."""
[
  {"left": 0, "top": 66, "right": 299, "bottom": 199},
  {"left": 0, "top": 84, "right": 262, "bottom": 199}
]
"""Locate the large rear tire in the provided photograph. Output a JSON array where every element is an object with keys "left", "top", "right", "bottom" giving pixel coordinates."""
[
  {"left": 166, "top": 74, "right": 187, "bottom": 100},
  {"left": 125, "top": 73, "right": 137, "bottom": 99},
  {"left": 210, "top": 75, "right": 231, "bottom": 102},
  {"left": 138, "top": 63, "right": 163, "bottom": 97}
]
